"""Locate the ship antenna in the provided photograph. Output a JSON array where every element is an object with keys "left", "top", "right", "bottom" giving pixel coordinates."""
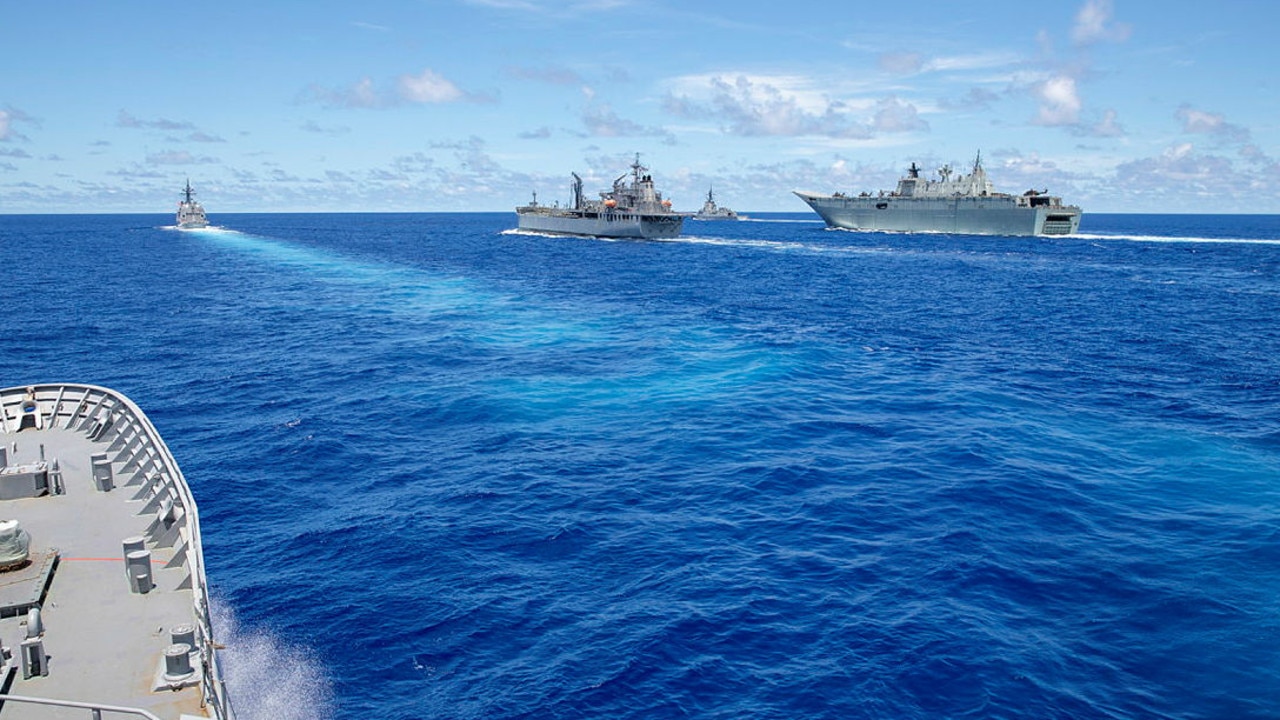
[{"left": 974, "top": 150, "right": 982, "bottom": 173}]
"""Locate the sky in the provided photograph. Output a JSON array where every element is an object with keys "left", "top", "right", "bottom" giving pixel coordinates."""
[{"left": 1, "top": 0, "right": 1277, "bottom": 214}]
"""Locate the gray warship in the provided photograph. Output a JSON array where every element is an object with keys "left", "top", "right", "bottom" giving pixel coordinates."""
[
  {"left": 691, "top": 187, "right": 741, "bottom": 221},
  {"left": 176, "top": 180, "right": 208, "bottom": 229},
  {"left": 516, "top": 155, "right": 684, "bottom": 239},
  {"left": 0, "top": 383, "right": 235, "bottom": 719},
  {"left": 794, "top": 152, "right": 1081, "bottom": 236}
]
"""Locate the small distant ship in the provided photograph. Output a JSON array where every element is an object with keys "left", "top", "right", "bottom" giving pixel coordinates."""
[
  {"left": 516, "top": 155, "right": 684, "bottom": 239},
  {"left": 691, "top": 187, "right": 741, "bottom": 221},
  {"left": 176, "top": 179, "right": 209, "bottom": 229},
  {"left": 794, "top": 152, "right": 1081, "bottom": 236}
]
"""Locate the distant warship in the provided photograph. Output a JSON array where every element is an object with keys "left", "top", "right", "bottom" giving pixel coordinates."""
[
  {"left": 176, "top": 179, "right": 208, "bottom": 229},
  {"left": 795, "top": 152, "right": 1081, "bottom": 236},
  {"left": 691, "top": 187, "right": 740, "bottom": 221},
  {"left": 517, "top": 155, "right": 683, "bottom": 239}
]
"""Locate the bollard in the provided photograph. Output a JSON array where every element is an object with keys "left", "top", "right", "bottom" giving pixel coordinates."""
[
  {"left": 171, "top": 624, "right": 196, "bottom": 649},
  {"left": 125, "top": 549, "right": 152, "bottom": 593},
  {"left": 91, "top": 453, "right": 113, "bottom": 492},
  {"left": 122, "top": 537, "right": 146, "bottom": 582},
  {"left": 164, "top": 643, "right": 194, "bottom": 680}
]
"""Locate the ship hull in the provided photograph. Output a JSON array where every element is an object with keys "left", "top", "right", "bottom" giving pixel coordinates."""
[
  {"left": 177, "top": 205, "right": 208, "bottom": 229},
  {"left": 794, "top": 192, "right": 1081, "bottom": 236},
  {"left": 517, "top": 209, "right": 683, "bottom": 239}
]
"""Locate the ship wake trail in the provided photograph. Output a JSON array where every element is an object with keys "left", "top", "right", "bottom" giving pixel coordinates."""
[
  {"left": 1073, "top": 232, "right": 1280, "bottom": 245},
  {"left": 212, "top": 601, "right": 334, "bottom": 720}
]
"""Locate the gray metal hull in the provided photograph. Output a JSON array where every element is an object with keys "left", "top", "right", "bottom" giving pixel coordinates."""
[
  {"left": 795, "top": 192, "right": 1081, "bottom": 236},
  {"left": 516, "top": 209, "right": 683, "bottom": 239}
]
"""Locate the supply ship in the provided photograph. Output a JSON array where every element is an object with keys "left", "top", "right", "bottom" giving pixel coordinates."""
[
  {"left": 794, "top": 153, "right": 1081, "bottom": 236},
  {"left": 0, "top": 384, "right": 235, "bottom": 719},
  {"left": 517, "top": 155, "right": 684, "bottom": 239},
  {"left": 176, "top": 180, "right": 209, "bottom": 229}
]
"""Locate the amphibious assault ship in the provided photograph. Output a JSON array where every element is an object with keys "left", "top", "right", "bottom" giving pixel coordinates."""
[
  {"left": 794, "top": 153, "right": 1081, "bottom": 236},
  {"left": 176, "top": 180, "right": 208, "bottom": 229},
  {"left": 0, "top": 384, "right": 235, "bottom": 719},
  {"left": 517, "top": 155, "right": 683, "bottom": 239}
]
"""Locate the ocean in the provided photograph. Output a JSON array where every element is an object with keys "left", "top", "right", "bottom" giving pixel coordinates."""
[{"left": 1, "top": 212, "right": 1278, "bottom": 719}]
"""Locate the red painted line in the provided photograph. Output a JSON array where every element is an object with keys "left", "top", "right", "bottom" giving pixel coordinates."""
[{"left": 63, "top": 557, "right": 167, "bottom": 564}]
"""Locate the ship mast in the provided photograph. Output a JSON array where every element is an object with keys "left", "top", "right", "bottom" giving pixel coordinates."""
[{"left": 631, "top": 152, "right": 645, "bottom": 187}]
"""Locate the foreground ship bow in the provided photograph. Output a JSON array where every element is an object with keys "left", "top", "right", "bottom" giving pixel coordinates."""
[
  {"left": 516, "top": 154, "right": 684, "bottom": 239},
  {"left": 0, "top": 384, "right": 234, "bottom": 719},
  {"left": 795, "top": 153, "right": 1081, "bottom": 236}
]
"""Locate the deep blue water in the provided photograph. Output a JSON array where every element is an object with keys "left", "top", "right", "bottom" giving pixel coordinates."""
[{"left": 2, "top": 212, "right": 1279, "bottom": 719}]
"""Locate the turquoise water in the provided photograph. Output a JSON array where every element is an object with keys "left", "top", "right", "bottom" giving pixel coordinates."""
[{"left": 2, "top": 212, "right": 1278, "bottom": 719}]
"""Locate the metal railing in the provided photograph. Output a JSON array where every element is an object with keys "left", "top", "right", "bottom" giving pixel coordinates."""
[
  {"left": 0, "top": 384, "right": 237, "bottom": 720},
  {"left": 0, "top": 693, "right": 163, "bottom": 719}
]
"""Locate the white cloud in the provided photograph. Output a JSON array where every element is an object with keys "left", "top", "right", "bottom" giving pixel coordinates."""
[
  {"left": 1107, "top": 144, "right": 1265, "bottom": 206},
  {"left": 1175, "top": 104, "right": 1250, "bottom": 143},
  {"left": 1177, "top": 107, "right": 1223, "bottom": 134},
  {"left": 665, "top": 73, "right": 838, "bottom": 115},
  {"left": 872, "top": 96, "right": 928, "bottom": 133},
  {"left": 346, "top": 77, "right": 380, "bottom": 108},
  {"left": 1072, "top": 0, "right": 1131, "bottom": 45},
  {"left": 1089, "top": 109, "right": 1124, "bottom": 138},
  {"left": 305, "top": 68, "right": 479, "bottom": 108},
  {"left": 940, "top": 87, "right": 1002, "bottom": 111},
  {"left": 397, "top": 69, "right": 465, "bottom": 104},
  {"left": 144, "top": 151, "right": 219, "bottom": 165},
  {"left": 662, "top": 73, "right": 923, "bottom": 140},
  {"left": 580, "top": 104, "right": 670, "bottom": 139},
  {"left": 926, "top": 52, "right": 1023, "bottom": 72},
  {"left": 0, "top": 110, "right": 10, "bottom": 141},
  {"left": 1033, "top": 75, "right": 1081, "bottom": 126},
  {"left": 879, "top": 51, "right": 1023, "bottom": 76},
  {"left": 117, "top": 110, "right": 195, "bottom": 131},
  {"left": 301, "top": 121, "right": 351, "bottom": 136}
]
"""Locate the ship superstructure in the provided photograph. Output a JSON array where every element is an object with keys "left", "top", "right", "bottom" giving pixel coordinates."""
[
  {"left": 795, "top": 152, "right": 1081, "bottom": 236},
  {"left": 516, "top": 155, "right": 684, "bottom": 239},
  {"left": 176, "top": 180, "right": 209, "bottom": 229},
  {"left": 691, "top": 187, "right": 740, "bottom": 221}
]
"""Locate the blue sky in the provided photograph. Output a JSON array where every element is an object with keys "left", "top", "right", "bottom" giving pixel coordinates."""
[{"left": 1, "top": 0, "right": 1276, "bottom": 214}]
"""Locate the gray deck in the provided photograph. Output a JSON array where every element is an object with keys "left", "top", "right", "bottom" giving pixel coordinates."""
[{"left": 0, "top": 386, "right": 232, "bottom": 720}]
